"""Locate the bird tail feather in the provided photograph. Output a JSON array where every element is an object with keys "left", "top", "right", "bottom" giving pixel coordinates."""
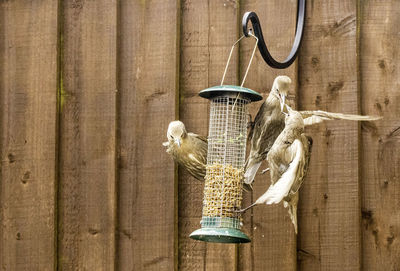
[
  {"left": 284, "top": 195, "right": 298, "bottom": 234},
  {"left": 244, "top": 162, "right": 262, "bottom": 185},
  {"left": 256, "top": 140, "right": 303, "bottom": 205}
]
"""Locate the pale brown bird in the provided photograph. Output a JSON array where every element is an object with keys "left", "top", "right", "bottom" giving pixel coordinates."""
[
  {"left": 163, "top": 121, "right": 253, "bottom": 190},
  {"left": 163, "top": 120, "right": 208, "bottom": 181},
  {"left": 244, "top": 76, "right": 382, "bottom": 187},
  {"left": 244, "top": 76, "right": 290, "bottom": 187},
  {"left": 241, "top": 106, "right": 313, "bottom": 234}
]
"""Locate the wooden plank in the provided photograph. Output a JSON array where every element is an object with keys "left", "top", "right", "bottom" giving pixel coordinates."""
[
  {"left": 117, "top": 0, "right": 179, "bottom": 270},
  {"left": 238, "top": 1, "right": 298, "bottom": 270},
  {"left": 360, "top": 1, "right": 400, "bottom": 270},
  {"left": 0, "top": 1, "right": 58, "bottom": 270},
  {"left": 179, "top": 0, "right": 239, "bottom": 270},
  {"left": 297, "top": 1, "right": 361, "bottom": 270},
  {"left": 57, "top": 1, "right": 117, "bottom": 270}
]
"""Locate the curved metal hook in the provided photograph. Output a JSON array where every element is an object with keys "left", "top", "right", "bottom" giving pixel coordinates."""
[{"left": 242, "top": 0, "right": 306, "bottom": 69}]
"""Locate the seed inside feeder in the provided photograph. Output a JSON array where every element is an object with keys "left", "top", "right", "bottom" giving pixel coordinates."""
[{"left": 203, "top": 163, "right": 244, "bottom": 218}]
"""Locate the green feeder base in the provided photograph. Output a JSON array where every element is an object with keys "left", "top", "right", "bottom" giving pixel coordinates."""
[{"left": 190, "top": 227, "right": 251, "bottom": 243}]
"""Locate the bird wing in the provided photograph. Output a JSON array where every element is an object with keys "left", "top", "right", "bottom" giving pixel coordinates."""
[
  {"left": 245, "top": 102, "right": 284, "bottom": 185},
  {"left": 287, "top": 135, "right": 312, "bottom": 195},
  {"left": 299, "top": 110, "right": 382, "bottom": 126},
  {"left": 243, "top": 162, "right": 262, "bottom": 185},
  {"left": 188, "top": 132, "right": 209, "bottom": 171},
  {"left": 303, "top": 115, "right": 331, "bottom": 126},
  {"left": 255, "top": 139, "right": 304, "bottom": 205},
  {"left": 244, "top": 118, "right": 283, "bottom": 185},
  {"left": 247, "top": 100, "right": 273, "bottom": 143},
  {"left": 189, "top": 132, "right": 208, "bottom": 144}
]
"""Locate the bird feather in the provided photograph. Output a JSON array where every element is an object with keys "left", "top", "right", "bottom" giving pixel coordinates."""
[
  {"left": 255, "top": 139, "right": 304, "bottom": 205},
  {"left": 300, "top": 110, "right": 382, "bottom": 126},
  {"left": 189, "top": 133, "right": 208, "bottom": 143},
  {"left": 244, "top": 162, "right": 262, "bottom": 185}
]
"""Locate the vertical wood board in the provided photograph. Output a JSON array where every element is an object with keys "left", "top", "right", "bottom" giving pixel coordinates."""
[
  {"left": 297, "top": 1, "right": 361, "bottom": 270},
  {"left": 117, "top": 0, "right": 179, "bottom": 270},
  {"left": 0, "top": 1, "right": 58, "bottom": 270},
  {"left": 238, "top": 1, "right": 298, "bottom": 270},
  {"left": 360, "top": 1, "right": 400, "bottom": 270},
  {"left": 58, "top": 1, "right": 118, "bottom": 270}
]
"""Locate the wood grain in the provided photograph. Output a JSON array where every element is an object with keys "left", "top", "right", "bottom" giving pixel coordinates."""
[
  {"left": 179, "top": 0, "right": 239, "bottom": 270},
  {"left": 117, "top": 0, "right": 179, "bottom": 270},
  {"left": 0, "top": 1, "right": 58, "bottom": 270},
  {"left": 297, "top": 1, "right": 361, "bottom": 270},
  {"left": 360, "top": 1, "right": 400, "bottom": 270},
  {"left": 1, "top": 1, "right": 400, "bottom": 270},
  {"left": 57, "top": 1, "right": 117, "bottom": 270},
  {"left": 238, "top": 1, "right": 298, "bottom": 270}
]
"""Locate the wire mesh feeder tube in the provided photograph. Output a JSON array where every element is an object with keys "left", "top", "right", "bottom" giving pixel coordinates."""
[{"left": 190, "top": 86, "right": 262, "bottom": 243}]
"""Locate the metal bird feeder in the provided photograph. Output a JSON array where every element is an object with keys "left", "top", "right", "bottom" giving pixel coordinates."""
[
  {"left": 190, "top": 6, "right": 305, "bottom": 243},
  {"left": 189, "top": 32, "right": 262, "bottom": 244}
]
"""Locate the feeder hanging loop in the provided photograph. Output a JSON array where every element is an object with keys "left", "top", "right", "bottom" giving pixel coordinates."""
[{"left": 242, "top": 0, "right": 306, "bottom": 69}]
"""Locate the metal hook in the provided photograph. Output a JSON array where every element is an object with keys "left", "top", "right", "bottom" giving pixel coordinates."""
[{"left": 242, "top": 0, "right": 306, "bottom": 69}]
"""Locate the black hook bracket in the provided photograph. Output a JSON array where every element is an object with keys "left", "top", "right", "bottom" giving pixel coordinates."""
[{"left": 242, "top": 0, "right": 306, "bottom": 69}]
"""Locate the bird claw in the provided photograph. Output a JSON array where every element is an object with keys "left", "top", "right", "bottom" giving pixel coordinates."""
[
  {"left": 247, "top": 113, "right": 253, "bottom": 123},
  {"left": 234, "top": 208, "right": 247, "bottom": 213},
  {"left": 235, "top": 203, "right": 257, "bottom": 213},
  {"left": 261, "top": 168, "right": 270, "bottom": 174},
  {"left": 243, "top": 183, "right": 253, "bottom": 191}
]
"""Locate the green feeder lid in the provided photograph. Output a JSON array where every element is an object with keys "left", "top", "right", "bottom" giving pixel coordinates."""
[
  {"left": 199, "top": 85, "right": 263, "bottom": 102},
  {"left": 190, "top": 227, "right": 251, "bottom": 243}
]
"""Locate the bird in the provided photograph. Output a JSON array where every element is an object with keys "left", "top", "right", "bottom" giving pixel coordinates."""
[
  {"left": 163, "top": 121, "right": 254, "bottom": 191},
  {"left": 163, "top": 120, "right": 208, "bottom": 181},
  {"left": 240, "top": 106, "right": 313, "bottom": 234},
  {"left": 244, "top": 76, "right": 290, "bottom": 188},
  {"left": 244, "top": 75, "right": 382, "bottom": 187}
]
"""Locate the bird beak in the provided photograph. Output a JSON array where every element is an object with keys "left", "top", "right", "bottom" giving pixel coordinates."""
[
  {"left": 278, "top": 93, "right": 288, "bottom": 116},
  {"left": 174, "top": 138, "right": 181, "bottom": 147}
]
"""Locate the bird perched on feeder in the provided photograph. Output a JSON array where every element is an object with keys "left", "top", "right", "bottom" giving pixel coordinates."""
[
  {"left": 163, "top": 120, "right": 208, "bottom": 181},
  {"left": 240, "top": 106, "right": 313, "bottom": 234},
  {"left": 244, "top": 76, "right": 291, "bottom": 187},
  {"left": 244, "top": 76, "right": 381, "bottom": 187},
  {"left": 163, "top": 121, "right": 254, "bottom": 191}
]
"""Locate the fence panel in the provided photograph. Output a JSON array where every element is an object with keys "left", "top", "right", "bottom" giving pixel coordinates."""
[
  {"left": 1, "top": 1, "right": 399, "bottom": 270},
  {"left": 360, "top": 1, "right": 400, "bottom": 270},
  {"left": 58, "top": 1, "right": 118, "bottom": 270},
  {"left": 298, "top": 1, "right": 361, "bottom": 270},
  {"left": 117, "top": 0, "right": 179, "bottom": 270},
  {"left": 0, "top": 1, "right": 58, "bottom": 270}
]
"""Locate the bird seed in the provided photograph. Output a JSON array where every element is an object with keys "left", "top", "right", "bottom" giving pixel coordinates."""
[{"left": 202, "top": 163, "right": 244, "bottom": 218}]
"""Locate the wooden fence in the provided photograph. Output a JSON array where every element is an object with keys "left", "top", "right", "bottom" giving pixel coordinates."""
[{"left": 0, "top": 0, "right": 399, "bottom": 270}]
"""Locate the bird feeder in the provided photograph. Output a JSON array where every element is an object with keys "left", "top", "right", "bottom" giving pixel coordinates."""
[
  {"left": 189, "top": 33, "right": 262, "bottom": 244},
  {"left": 190, "top": 7, "right": 305, "bottom": 243}
]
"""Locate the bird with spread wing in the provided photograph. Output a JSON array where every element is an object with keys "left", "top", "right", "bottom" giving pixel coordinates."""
[
  {"left": 240, "top": 106, "right": 313, "bottom": 234},
  {"left": 244, "top": 76, "right": 381, "bottom": 187}
]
